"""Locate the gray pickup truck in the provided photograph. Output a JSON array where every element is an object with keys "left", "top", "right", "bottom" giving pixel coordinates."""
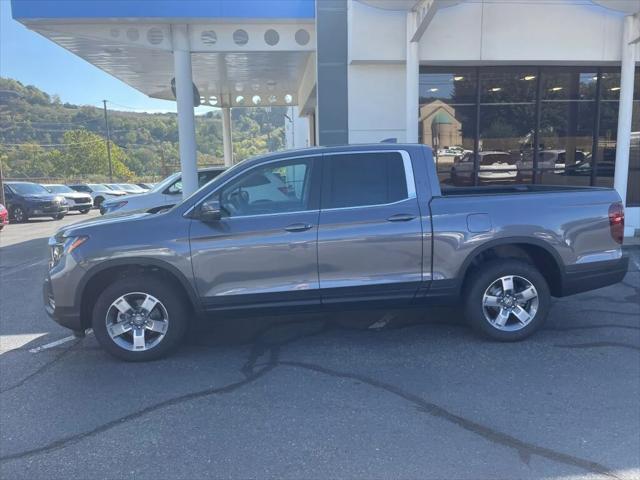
[{"left": 44, "top": 144, "right": 628, "bottom": 361}]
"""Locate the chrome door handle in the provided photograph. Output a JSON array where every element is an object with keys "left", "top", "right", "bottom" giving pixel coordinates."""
[
  {"left": 387, "top": 214, "right": 416, "bottom": 222},
  {"left": 285, "top": 223, "right": 313, "bottom": 232}
]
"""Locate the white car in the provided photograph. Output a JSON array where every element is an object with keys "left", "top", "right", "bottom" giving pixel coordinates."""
[
  {"left": 451, "top": 151, "right": 518, "bottom": 185},
  {"left": 100, "top": 167, "right": 226, "bottom": 215},
  {"left": 68, "top": 183, "right": 127, "bottom": 208},
  {"left": 41, "top": 184, "right": 93, "bottom": 214}
]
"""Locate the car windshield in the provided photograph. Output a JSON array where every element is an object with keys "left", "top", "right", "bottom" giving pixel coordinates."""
[
  {"left": 44, "top": 185, "right": 74, "bottom": 194},
  {"left": 88, "top": 184, "right": 110, "bottom": 191},
  {"left": 10, "top": 183, "right": 49, "bottom": 195},
  {"left": 149, "top": 173, "right": 181, "bottom": 193}
]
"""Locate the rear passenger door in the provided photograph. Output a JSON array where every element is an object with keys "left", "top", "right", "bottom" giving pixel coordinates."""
[{"left": 318, "top": 151, "right": 423, "bottom": 305}]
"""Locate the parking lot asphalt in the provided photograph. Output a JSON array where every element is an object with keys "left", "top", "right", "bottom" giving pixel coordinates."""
[{"left": 0, "top": 213, "right": 639, "bottom": 480}]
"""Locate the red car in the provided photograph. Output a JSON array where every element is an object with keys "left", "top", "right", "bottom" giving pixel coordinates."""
[{"left": 0, "top": 203, "right": 8, "bottom": 230}]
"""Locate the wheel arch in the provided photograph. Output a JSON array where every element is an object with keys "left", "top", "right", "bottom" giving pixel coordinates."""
[
  {"left": 458, "top": 237, "right": 565, "bottom": 297},
  {"left": 77, "top": 258, "right": 202, "bottom": 329}
]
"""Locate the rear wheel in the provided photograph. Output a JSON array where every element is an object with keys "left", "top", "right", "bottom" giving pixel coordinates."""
[
  {"left": 12, "top": 206, "right": 27, "bottom": 223},
  {"left": 92, "top": 275, "right": 189, "bottom": 361},
  {"left": 464, "top": 259, "right": 550, "bottom": 341}
]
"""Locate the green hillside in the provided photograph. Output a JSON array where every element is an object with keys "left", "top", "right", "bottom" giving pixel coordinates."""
[{"left": 0, "top": 77, "right": 287, "bottom": 182}]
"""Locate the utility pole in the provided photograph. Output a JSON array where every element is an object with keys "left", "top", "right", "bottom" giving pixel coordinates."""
[
  {"left": 102, "top": 100, "right": 113, "bottom": 182},
  {"left": 0, "top": 156, "right": 5, "bottom": 206},
  {"left": 160, "top": 147, "right": 168, "bottom": 178}
]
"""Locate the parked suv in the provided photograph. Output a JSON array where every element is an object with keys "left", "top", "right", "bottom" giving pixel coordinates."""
[
  {"left": 67, "top": 183, "right": 126, "bottom": 208},
  {"left": 42, "top": 184, "right": 92, "bottom": 214},
  {"left": 44, "top": 145, "right": 627, "bottom": 361},
  {"left": 100, "top": 167, "right": 225, "bottom": 215},
  {"left": 3, "top": 182, "right": 69, "bottom": 222}
]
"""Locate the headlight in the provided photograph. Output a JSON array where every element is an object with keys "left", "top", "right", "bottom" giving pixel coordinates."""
[{"left": 48, "top": 235, "right": 89, "bottom": 268}]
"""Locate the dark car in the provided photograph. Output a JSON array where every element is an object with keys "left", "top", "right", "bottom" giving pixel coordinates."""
[{"left": 3, "top": 181, "right": 69, "bottom": 223}]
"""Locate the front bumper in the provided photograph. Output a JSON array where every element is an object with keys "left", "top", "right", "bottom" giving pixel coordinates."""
[
  {"left": 28, "top": 204, "right": 69, "bottom": 217},
  {"left": 561, "top": 255, "right": 629, "bottom": 296},
  {"left": 43, "top": 275, "right": 83, "bottom": 331},
  {"left": 69, "top": 201, "right": 92, "bottom": 211}
]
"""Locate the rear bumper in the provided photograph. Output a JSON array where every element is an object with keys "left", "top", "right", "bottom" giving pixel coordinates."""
[{"left": 560, "top": 256, "right": 629, "bottom": 296}]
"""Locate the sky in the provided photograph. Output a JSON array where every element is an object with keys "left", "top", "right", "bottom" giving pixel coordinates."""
[{"left": 0, "top": 0, "right": 215, "bottom": 114}]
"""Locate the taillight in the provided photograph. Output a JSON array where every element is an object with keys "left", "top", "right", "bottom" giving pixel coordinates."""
[{"left": 608, "top": 202, "right": 624, "bottom": 245}]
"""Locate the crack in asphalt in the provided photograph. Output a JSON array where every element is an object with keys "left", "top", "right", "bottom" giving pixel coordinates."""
[
  {"left": 0, "top": 348, "right": 279, "bottom": 463},
  {"left": 279, "top": 360, "right": 620, "bottom": 479},
  {"left": 0, "top": 318, "right": 626, "bottom": 479},
  {"left": 553, "top": 341, "right": 640, "bottom": 353},
  {"left": 0, "top": 339, "right": 81, "bottom": 394},
  {"left": 545, "top": 324, "right": 640, "bottom": 332}
]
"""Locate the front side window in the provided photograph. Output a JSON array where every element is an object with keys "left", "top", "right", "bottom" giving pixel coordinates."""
[
  {"left": 217, "top": 159, "right": 313, "bottom": 217},
  {"left": 323, "top": 152, "right": 410, "bottom": 209}
]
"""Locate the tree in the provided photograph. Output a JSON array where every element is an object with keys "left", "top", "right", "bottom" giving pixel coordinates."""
[{"left": 62, "top": 130, "right": 133, "bottom": 179}]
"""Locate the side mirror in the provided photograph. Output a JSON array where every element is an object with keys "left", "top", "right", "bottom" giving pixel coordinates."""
[{"left": 198, "top": 199, "right": 222, "bottom": 222}]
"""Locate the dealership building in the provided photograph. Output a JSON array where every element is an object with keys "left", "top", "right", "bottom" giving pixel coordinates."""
[{"left": 10, "top": 0, "right": 640, "bottom": 235}]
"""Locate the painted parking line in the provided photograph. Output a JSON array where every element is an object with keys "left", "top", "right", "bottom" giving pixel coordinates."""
[
  {"left": 29, "top": 330, "right": 92, "bottom": 353},
  {"left": 369, "top": 312, "right": 395, "bottom": 330}
]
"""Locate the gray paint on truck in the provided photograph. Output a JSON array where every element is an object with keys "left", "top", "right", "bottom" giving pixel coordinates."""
[{"left": 44, "top": 144, "right": 627, "bottom": 334}]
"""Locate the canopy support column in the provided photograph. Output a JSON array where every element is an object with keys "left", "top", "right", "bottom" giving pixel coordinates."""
[
  {"left": 614, "top": 14, "right": 638, "bottom": 209},
  {"left": 172, "top": 24, "right": 198, "bottom": 198},
  {"left": 222, "top": 107, "right": 233, "bottom": 167},
  {"left": 406, "top": 11, "right": 419, "bottom": 143}
]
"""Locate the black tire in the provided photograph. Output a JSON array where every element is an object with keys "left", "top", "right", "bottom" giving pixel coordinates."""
[
  {"left": 54, "top": 213, "right": 65, "bottom": 220},
  {"left": 12, "top": 206, "right": 28, "bottom": 223},
  {"left": 92, "top": 274, "right": 189, "bottom": 361},
  {"left": 80, "top": 208, "right": 91, "bottom": 214},
  {"left": 94, "top": 196, "right": 104, "bottom": 208},
  {"left": 464, "top": 259, "right": 550, "bottom": 342}
]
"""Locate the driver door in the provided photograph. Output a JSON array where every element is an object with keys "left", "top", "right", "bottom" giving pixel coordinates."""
[{"left": 190, "top": 156, "right": 322, "bottom": 311}]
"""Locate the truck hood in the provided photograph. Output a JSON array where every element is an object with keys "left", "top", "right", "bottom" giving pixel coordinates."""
[{"left": 56, "top": 211, "right": 151, "bottom": 239}]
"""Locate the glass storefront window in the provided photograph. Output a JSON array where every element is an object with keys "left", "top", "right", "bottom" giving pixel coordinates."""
[
  {"left": 419, "top": 68, "right": 477, "bottom": 186},
  {"left": 419, "top": 65, "right": 639, "bottom": 199},
  {"left": 478, "top": 68, "right": 537, "bottom": 186},
  {"left": 538, "top": 68, "right": 597, "bottom": 186}
]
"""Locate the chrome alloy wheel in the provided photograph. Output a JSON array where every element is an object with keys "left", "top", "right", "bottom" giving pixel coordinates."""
[
  {"left": 482, "top": 275, "right": 539, "bottom": 332},
  {"left": 105, "top": 292, "right": 169, "bottom": 351}
]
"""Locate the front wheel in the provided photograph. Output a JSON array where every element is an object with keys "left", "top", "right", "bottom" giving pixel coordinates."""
[
  {"left": 54, "top": 213, "right": 65, "bottom": 220},
  {"left": 12, "top": 206, "right": 27, "bottom": 223},
  {"left": 464, "top": 259, "right": 550, "bottom": 341},
  {"left": 92, "top": 275, "right": 189, "bottom": 361},
  {"left": 94, "top": 196, "right": 104, "bottom": 208}
]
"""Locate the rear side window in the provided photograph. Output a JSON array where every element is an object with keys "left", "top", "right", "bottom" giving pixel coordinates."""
[{"left": 323, "top": 152, "right": 410, "bottom": 209}]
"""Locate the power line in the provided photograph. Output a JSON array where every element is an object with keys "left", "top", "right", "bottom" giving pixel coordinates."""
[{"left": 0, "top": 139, "right": 105, "bottom": 147}]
